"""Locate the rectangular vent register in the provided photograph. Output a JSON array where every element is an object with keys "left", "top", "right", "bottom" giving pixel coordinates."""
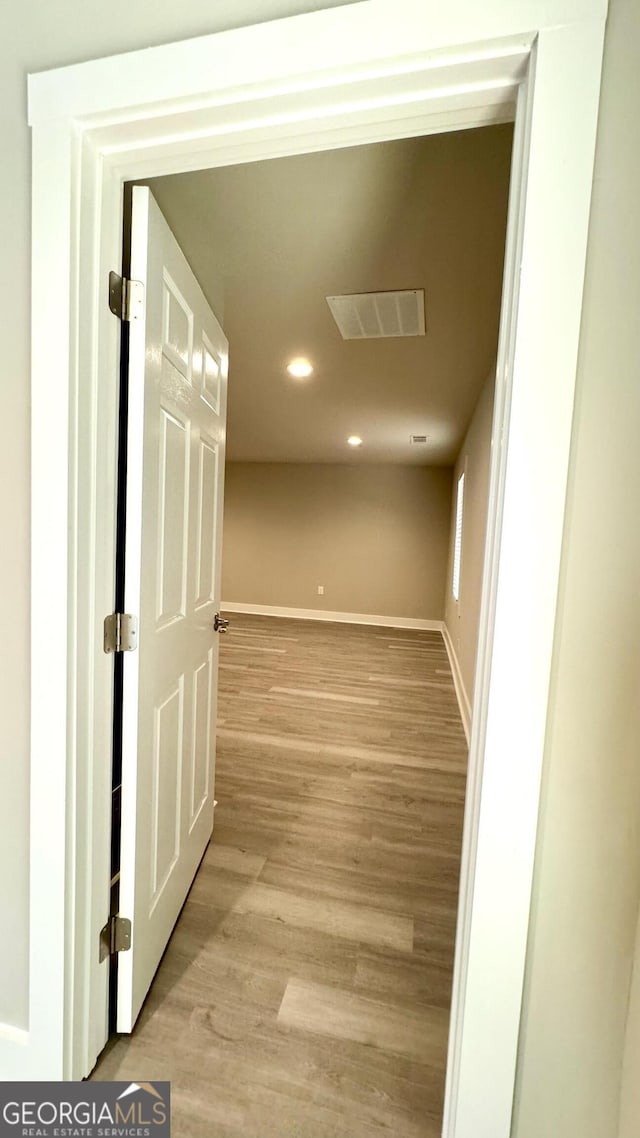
[{"left": 326, "top": 289, "right": 425, "bottom": 340}]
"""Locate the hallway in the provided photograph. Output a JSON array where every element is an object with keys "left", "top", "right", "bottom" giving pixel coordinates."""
[{"left": 94, "top": 615, "right": 468, "bottom": 1137}]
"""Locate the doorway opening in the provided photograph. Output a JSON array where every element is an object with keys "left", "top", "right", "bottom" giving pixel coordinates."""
[
  {"left": 95, "top": 124, "right": 512, "bottom": 1135},
  {"left": 25, "top": 10, "right": 606, "bottom": 1135}
]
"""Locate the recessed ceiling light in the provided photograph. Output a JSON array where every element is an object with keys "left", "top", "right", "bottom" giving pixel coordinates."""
[
  {"left": 347, "top": 435, "right": 363, "bottom": 447},
  {"left": 286, "top": 357, "right": 313, "bottom": 379}
]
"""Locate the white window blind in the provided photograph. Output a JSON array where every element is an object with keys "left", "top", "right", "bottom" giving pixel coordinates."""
[{"left": 452, "top": 471, "right": 465, "bottom": 602}]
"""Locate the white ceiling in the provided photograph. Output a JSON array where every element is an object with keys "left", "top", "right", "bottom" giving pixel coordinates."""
[{"left": 146, "top": 123, "right": 513, "bottom": 465}]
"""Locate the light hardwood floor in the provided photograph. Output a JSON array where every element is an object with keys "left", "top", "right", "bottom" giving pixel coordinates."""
[{"left": 93, "top": 614, "right": 468, "bottom": 1137}]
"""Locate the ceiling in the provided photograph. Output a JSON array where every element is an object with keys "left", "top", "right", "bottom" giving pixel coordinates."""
[{"left": 146, "top": 123, "right": 513, "bottom": 466}]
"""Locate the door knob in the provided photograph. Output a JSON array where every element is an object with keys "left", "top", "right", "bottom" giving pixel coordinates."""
[{"left": 214, "top": 613, "right": 230, "bottom": 634}]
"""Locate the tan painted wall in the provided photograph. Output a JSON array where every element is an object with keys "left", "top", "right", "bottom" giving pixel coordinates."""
[
  {"left": 444, "top": 371, "right": 495, "bottom": 704},
  {"left": 0, "top": 0, "right": 361, "bottom": 1034},
  {"left": 512, "top": 1, "right": 640, "bottom": 1134},
  {"left": 222, "top": 463, "right": 452, "bottom": 620}
]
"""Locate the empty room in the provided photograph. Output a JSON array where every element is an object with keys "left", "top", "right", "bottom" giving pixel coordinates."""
[{"left": 93, "top": 124, "right": 512, "bottom": 1135}]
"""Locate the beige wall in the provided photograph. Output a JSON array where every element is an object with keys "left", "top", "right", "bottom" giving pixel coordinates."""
[
  {"left": 512, "top": 1, "right": 640, "bottom": 1134},
  {"left": 444, "top": 370, "right": 495, "bottom": 704},
  {"left": 222, "top": 463, "right": 452, "bottom": 620},
  {"left": 0, "top": 0, "right": 360, "bottom": 1034}
]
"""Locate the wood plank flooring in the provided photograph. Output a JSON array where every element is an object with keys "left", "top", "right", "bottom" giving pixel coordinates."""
[{"left": 93, "top": 614, "right": 468, "bottom": 1137}]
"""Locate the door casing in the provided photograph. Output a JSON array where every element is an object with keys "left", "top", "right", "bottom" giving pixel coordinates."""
[{"left": 23, "top": 3, "right": 606, "bottom": 1136}]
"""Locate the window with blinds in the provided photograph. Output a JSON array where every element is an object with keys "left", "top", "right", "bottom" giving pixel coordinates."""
[{"left": 452, "top": 470, "right": 465, "bottom": 602}]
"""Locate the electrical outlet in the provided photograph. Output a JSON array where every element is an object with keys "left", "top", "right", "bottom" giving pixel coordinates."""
[{"left": 317, "top": 585, "right": 324, "bottom": 595}]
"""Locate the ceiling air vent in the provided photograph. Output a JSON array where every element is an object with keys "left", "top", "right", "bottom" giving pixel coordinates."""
[
  {"left": 410, "top": 435, "right": 430, "bottom": 445},
  {"left": 326, "top": 289, "right": 425, "bottom": 340}
]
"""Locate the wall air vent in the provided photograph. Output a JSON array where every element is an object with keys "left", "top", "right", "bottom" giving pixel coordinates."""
[
  {"left": 326, "top": 289, "right": 425, "bottom": 340},
  {"left": 410, "top": 435, "right": 430, "bottom": 444}
]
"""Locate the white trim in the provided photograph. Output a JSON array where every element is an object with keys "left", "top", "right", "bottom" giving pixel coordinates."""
[
  {"left": 221, "top": 601, "right": 444, "bottom": 632},
  {"left": 442, "top": 623, "right": 472, "bottom": 744},
  {"left": 443, "top": 71, "right": 533, "bottom": 1137},
  {"left": 27, "top": 4, "right": 539, "bottom": 124},
  {"left": 23, "top": 6, "right": 606, "bottom": 1136}
]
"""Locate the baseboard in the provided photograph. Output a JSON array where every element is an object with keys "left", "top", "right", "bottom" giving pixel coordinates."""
[
  {"left": 221, "top": 601, "right": 443, "bottom": 633},
  {"left": 441, "top": 623, "right": 472, "bottom": 744}
]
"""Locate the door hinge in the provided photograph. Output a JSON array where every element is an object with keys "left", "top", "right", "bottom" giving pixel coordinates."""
[
  {"left": 108, "top": 271, "right": 144, "bottom": 322},
  {"left": 103, "top": 613, "right": 138, "bottom": 654},
  {"left": 99, "top": 915, "right": 132, "bottom": 963}
]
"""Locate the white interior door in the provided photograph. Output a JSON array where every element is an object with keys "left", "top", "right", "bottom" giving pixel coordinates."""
[{"left": 117, "top": 186, "right": 228, "bottom": 1031}]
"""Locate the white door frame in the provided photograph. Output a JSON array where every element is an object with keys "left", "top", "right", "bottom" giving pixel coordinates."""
[{"left": 21, "top": 3, "right": 605, "bottom": 1135}]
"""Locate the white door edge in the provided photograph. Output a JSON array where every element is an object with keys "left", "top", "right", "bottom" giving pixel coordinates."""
[
  {"left": 25, "top": 7, "right": 606, "bottom": 1138},
  {"left": 117, "top": 187, "right": 228, "bottom": 1031}
]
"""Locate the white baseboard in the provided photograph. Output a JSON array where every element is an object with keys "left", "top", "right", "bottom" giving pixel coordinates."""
[
  {"left": 441, "top": 623, "right": 472, "bottom": 744},
  {"left": 221, "top": 601, "right": 443, "bottom": 633}
]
